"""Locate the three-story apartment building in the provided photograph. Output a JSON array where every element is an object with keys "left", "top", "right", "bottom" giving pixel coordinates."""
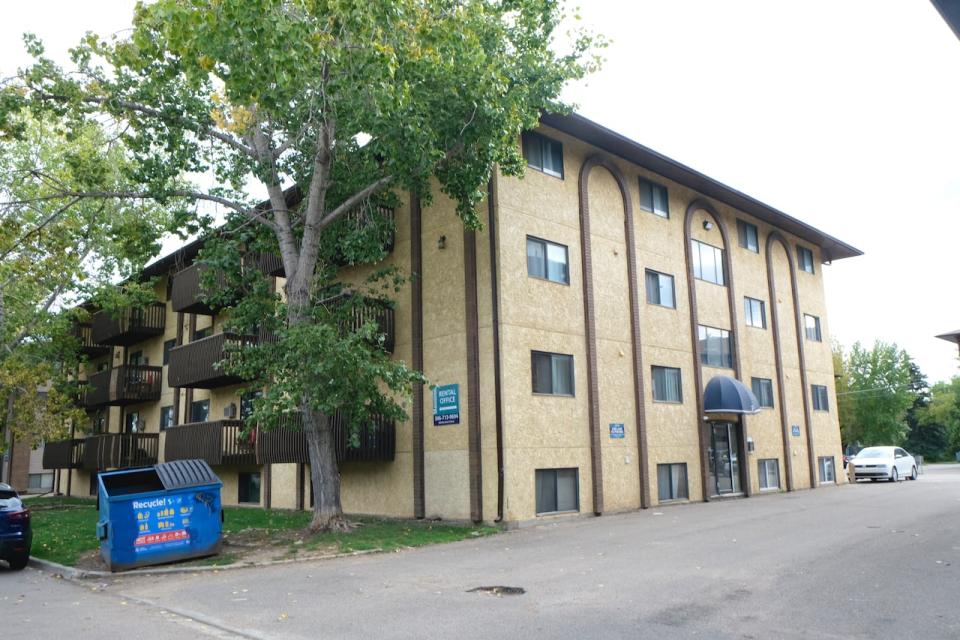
[{"left": 44, "top": 113, "right": 860, "bottom": 524}]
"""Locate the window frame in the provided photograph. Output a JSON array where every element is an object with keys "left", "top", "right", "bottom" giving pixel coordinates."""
[
  {"left": 645, "top": 269, "right": 676, "bottom": 309},
  {"left": 657, "top": 463, "right": 689, "bottom": 502},
  {"left": 698, "top": 325, "right": 733, "bottom": 369},
  {"left": 531, "top": 351, "right": 575, "bottom": 397},
  {"left": 638, "top": 177, "right": 670, "bottom": 218},
  {"left": 804, "top": 314, "right": 822, "bottom": 342},
  {"left": 797, "top": 245, "right": 815, "bottom": 274},
  {"left": 651, "top": 366, "right": 683, "bottom": 404},
  {"left": 190, "top": 399, "right": 210, "bottom": 423},
  {"left": 744, "top": 297, "right": 767, "bottom": 329},
  {"left": 751, "top": 377, "right": 775, "bottom": 408},
  {"left": 758, "top": 458, "right": 780, "bottom": 491},
  {"left": 521, "top": 131, "right": 564, "bottom": 179},
  {"left": 163, "top": 338, "right": 177, "bottom": 365},
  {"left": 691, "top": 239, "right": 726, "bottom": 286},
  {"left": 812, "top": 384, "right": 829, "bottom": 412},
  {"left": 737, "top": 219, "right": 759, "bottom": 253},
  {"left": 238, "top": 471, "right": 262, "bottom": 504},
  {"left": 159, "top": 406, "right": 174, "bottom": 431},
  {"left": 526, "top": 236, "right": 570, "bottom": 285},
  {"left": 535, "top": 468, "right": 580, "bottom": 515},
  {"left": 818, "top": 456, "right": 836, "bottom": 484}
]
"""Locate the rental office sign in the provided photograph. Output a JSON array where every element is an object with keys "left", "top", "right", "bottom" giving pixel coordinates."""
[{"left": 433, "top": 384, "right": 460, "bottom": 426}]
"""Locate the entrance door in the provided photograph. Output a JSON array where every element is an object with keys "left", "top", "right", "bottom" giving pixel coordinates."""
[{"left": 708, "top": 422, "right": 741, "bottom": 496}]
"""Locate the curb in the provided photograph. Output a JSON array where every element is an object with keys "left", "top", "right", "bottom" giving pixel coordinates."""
[{"left": 29, "top": 547, "right": 384, "bottom": 579}]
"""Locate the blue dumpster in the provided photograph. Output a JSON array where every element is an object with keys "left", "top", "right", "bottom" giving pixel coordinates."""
[{"left": 96, "top": 459, "right": 223, "bottom": 571}]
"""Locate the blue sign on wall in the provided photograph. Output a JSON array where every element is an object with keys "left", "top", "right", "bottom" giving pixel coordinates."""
[
  {"left": 609, "top": 423, "right": 625, "bottom": 439},
  {"left": 791, "top": 425, "right": 801, "bottom": 437},
  {"left": 433, "top": 384, "right": 460, "bottom": 426}
]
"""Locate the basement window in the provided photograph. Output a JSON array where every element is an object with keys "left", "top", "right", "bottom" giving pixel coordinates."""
[{"left": 535, "top": 468, "right": 579, "bottom": 514}]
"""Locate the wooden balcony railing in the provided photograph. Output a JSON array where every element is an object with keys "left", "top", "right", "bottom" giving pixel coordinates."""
[
  {"left": 70, "top": 323, "right": 111, "bottom": 358},
  {"left": 170, "top": 262, "right": 230, "bottom": 315},
  {"left": 342, "top": 298, "right": 395, "bottom": 354},
  {"left": 80, "top": 433, "right": 159, "bottom": 471},
  {"left": 91, "top": 303, "right": 166, "bottom": 346},
  {"left": 332, "top": 204, "right": 396, "bottom": 265},
  {"left": 256, "top": 411, "right": 395, "bottom": 465},
  {"left": 42, "top": 438, "right": 86, "bottom": 470},
  {"left": 167, "top": 332, "right": 256, "bottom": 389},
  {"left": 85, "top": 365, "right": 163, "bottom": 408},
  {"left": 163, "top": 420, "right": 257, "bottom": 466}
]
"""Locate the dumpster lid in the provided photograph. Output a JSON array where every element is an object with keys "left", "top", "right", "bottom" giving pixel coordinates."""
[{"left": 154, "top": 459, "right": 221, "bottom": 490}]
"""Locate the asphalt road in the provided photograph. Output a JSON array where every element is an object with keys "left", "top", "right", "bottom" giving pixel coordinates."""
[{"left": 3, "top": 464, "right": 959, "bottom": 639}]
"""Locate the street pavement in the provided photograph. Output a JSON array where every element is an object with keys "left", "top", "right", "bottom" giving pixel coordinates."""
[{"left": 3, "top": 464, "right": 959, "bottom": 639}]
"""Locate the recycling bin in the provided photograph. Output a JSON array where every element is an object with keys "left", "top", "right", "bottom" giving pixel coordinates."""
[{"left": 96, "top": 459, "right": 223, "bottom": 571}]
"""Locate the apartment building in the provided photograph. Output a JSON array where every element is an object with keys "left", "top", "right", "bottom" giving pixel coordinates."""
[{"left": 43, "top": 113, "right": 860, "bottom": 524}]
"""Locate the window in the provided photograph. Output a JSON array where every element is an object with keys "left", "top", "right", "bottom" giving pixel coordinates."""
[
  {"left": 163, "top": 339, "right": 177, "bottom": 365},
  {"left": 639, "top": 178, "right": 669, "bottom": 218},
  {"left": 651, "top": 366, "right": 683, "bottom": 403},
  {"left": 645, "top": 270, "right": 675, "bottom": 308},
  {"left": 194, "top": 327, "right": 212, "bottom": 341},
  {"left": 526, "top": 237, "right": 569, "bottom": 284},
  {"left": 535, "top": 468, "right": 579, "bottom": 514},
  {"left": 238, "top": 471, "right": 262, "bottom": 504},
  {"left": 190, "top": 399, "right": 210, "bottom": 423},
  {"left": 698, "top": 325, "right": 733, "bottom": 368},
  {"left": 737, "top": 220, "right": 759, "bottom": 252},
  {"left": 160, "top": 406, "right": 174, "bottom": 431},
  {"left": 744, "top": 297, "right": 766, "bottom": 329},
  {"left": 128, "top": 350, "right": 146, "bottom": 365},
  {"left": 811, "top": 384, "right": 829, "bottom": 411},
  {"left": 804, "top": 314, "right": 822, "bottom": 341},
  {"left": 657, "top": 463, "right": 688, "bottom": 501},
  {"left": 531, "top": 351, "right": 574, "bottom": 396},
  {"left": 818, "top": 456, "right": 836, "bottom": 483},
  {"left": 91, "top": 411, "right": 107, "bottom": 434},
  {"left": 751, "top": 377, "right": 775, "bottom": 408},
  {"left": 797, "top": 246, "right": 815, "bottom": 273},
  {"left": 240, "top": 390, "right": 262, "bottom": 421},
  {"left": 27, "top": 472, "right": 54, "bottom": 491},
  {"left": 124, "top": 411, "right": 140, "bottom": 434},
  {"left": 521, "top": 132, "right": 563, "bottom": 178},
  {"left": 758, "top": 459, "right": 780, "bottom": 490},
  {"left": 691, "top": 240, "right": 725, "bottom": 285}
]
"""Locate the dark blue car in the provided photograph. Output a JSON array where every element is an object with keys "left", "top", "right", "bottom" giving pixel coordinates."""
[{"left": 0, "top": 483, "right": 31, "bottom": 570}]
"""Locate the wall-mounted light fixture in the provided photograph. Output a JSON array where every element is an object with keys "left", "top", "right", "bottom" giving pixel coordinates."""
[
  {"left": 437, "top": 235, "right": 447, "bottom": 250},
  {"left": 703, "top": 220, "right": 714, "bottom": 231}
]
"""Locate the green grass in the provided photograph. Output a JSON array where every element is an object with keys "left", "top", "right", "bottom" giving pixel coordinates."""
[{"left": 25, "top": 498, "right": 498, "bottom": 567}]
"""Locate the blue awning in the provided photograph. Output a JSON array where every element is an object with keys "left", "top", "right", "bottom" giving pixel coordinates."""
[{"left": 703, "top": 376, "right": 761, "bottom": 415}]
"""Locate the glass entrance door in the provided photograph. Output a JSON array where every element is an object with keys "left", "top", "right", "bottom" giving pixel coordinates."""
[{"left": 708, "top": 422, "right": 741, "bottom": 496}]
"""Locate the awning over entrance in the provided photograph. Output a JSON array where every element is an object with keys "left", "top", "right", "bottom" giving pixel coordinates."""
[{"left": 703, "top": 376, "right": 760, "bottom": 415}]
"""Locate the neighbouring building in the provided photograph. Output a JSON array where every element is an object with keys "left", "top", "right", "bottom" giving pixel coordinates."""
[{"left": 43, "top": 113, "right": 861, "bottom": 524}]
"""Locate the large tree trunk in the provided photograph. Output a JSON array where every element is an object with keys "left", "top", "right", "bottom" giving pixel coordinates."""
[{"left": 302, "top": 407, "right": 348, "bottom": 531}]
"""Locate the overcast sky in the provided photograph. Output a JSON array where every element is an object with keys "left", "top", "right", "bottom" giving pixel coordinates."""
[{"left": 3, "top": 1, "right": 959, "bottom": 383}]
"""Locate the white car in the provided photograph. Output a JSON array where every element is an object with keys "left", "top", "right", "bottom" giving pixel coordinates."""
[{"left": 851, "top": 446, "right": 918, "bottom": 482}]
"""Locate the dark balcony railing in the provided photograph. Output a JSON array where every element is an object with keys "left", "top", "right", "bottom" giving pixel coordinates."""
[
  {"left": 80, "top": 432, "right": 159, "bottom": 471},
  {"left": 71, "top": 323, "right": 111, "bottom": 358},
  {"left": 167, "top": 332, "right": 256, "bottom": 389},
  {"left": 340, "top": 297, "right": 395, "bottom": 354},
  {"left": 170, "top": 263, "right": 230, "bottom": 315},
  {"left": 256, "top": 411, "right": 395, "bottom": 465},
  {"left": 244, "top": 251, "right": 285, "bottom": 278},
  {"left": 42, "top": 438, "right": 86, "bottom": 470},
  {"left": 164, "top": 420, "right": 257, "bottom": 466},
  {"left": 332, "top": 204, "right": 396, "bottom": 266},
  {"left": 85, "top": 365, "right": 163, "bottom": 408},
  {"left": 91, "top": 303, "right": 166, "bottom": 346}
]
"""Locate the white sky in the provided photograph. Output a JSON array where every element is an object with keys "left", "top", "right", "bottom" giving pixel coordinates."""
[{"left": 3, "top": 1, "right": 959, "bottom": 383}]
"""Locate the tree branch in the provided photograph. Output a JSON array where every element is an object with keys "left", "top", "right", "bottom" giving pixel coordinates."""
[{"left": 317, "top": 175, "right": 394, "bottom": 231}]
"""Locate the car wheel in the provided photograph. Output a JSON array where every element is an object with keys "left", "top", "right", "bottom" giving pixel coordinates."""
[
  {"left": 910, "top": 466, "right": 918, "bottom": 481},
  {"left": 890, "top": 467, "right": 899, "bottom": 483},
  {"left": 6, "top": 553, "right": 29, "bottom": 571}
]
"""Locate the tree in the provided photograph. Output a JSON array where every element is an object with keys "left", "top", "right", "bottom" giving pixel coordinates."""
[
  {"left": 915, "top": 377, "right": 960, "bottom": 460},
  {"left": 837, "top": 341, "right": 916, "bottom": 447},
  {"left": 1, "top": 1, "right": 602, "bottom": 530},
  {"left": 0, "top": 115, "right": 173, "bottom": 467}
]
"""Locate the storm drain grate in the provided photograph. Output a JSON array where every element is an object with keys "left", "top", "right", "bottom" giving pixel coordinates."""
[{"left": 467, "top": 586, "right": 526, "bottom": 596}]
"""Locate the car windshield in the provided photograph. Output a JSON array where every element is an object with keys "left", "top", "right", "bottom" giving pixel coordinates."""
[
  {"left": 0, "top": 496, "right": 22, "bottom": 510},
  {"left": 856, "top": 448, "right": 889, "bottom": 459}
]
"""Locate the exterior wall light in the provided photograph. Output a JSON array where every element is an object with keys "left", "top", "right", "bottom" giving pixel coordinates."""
[
  {"left": 438, "top": 235, "right": 447, "bottom": 250},
  {"left": 703, "top": 220, "right": 714, "bottom": 231}
]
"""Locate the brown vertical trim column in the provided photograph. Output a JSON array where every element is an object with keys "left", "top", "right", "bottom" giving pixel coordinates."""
[
  {"left": 682, "top": 199, "right": 750, "bottom": 500},
  {"left": 184, "top": 314, "right": 197, "bottom": 421},
  {"left": 410, "top": 193, "right": 426, "bottom": 519},
  {"left": 296, "top": 462, "right": 305, "bottom": 511},
  {"left": 486, "top": 176, "right": 506, "bottom": 522},
  {"left": 263, "top": 464, "right": 272, "bottom": 509},
  {"left": 463, "top": 229, "right": 484, "bottom": 523},
  {"left": 765, "top": 231, "right": 816, "bottom": 490},
  {"left": 172, "top": 311, "right": 184, "bottom": 426}
]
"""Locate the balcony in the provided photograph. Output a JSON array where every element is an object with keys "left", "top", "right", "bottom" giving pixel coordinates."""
[
  {"left": 71, "top": 323, "right": 111, "bottom": 358},
  {"left": 167, "top": 332, "right": 256, "bottom": 389},
  {"left": 245, "top": 251, "right": 285, "bottom": 278},
  {"left": 336, "top": 296, "right": 395, "bottom": 354},
  {"left": 42, "top": 438, "right": 86, "bottom": 470},
  {"left": 332, "top": 205, "right": 396, "bottom": 266},
  {"left": 170, "top": 263, "right": 230, "bottom": 315},
  {"left": 91, "top": 303, "right": 166, "bottom": 346},
  {"left": 163, "top": 420, "right": 257, "bottom": 466},
  {"left": 81, "top": 432, "right": 159, "bottom": 471},
  {"left": 256, "top": 411, "right": 395, "bottom": 465},
  {"left": 85, "top": 365, "right": 163, "bottom": 408}
]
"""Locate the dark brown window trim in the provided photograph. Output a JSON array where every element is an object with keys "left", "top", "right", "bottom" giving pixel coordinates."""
[{"left": 525, "top": 235, "right": 571, "bottom": 286}]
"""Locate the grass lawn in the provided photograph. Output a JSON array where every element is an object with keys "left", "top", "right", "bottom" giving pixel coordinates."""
[{"left": 24, "top": 497, "right": 498, "bottom": 568}]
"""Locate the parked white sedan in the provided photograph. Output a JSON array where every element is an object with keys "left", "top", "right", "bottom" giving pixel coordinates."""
[{"left": 851, "top": 446, "right": 918, "bottom": 482}]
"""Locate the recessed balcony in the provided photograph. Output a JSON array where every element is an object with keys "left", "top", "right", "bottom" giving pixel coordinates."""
[
  {"left": 163, "top": 419, "right": 257, "bottom": 466},
  {"left": 167, "top": 332, "right": 257, "bottom": 389},
  {"left": 90, "top": 303, "right": 166, "bottom": 346},
  {"left": 85, "top": 365, "right": 163, "bottom": 408}
]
